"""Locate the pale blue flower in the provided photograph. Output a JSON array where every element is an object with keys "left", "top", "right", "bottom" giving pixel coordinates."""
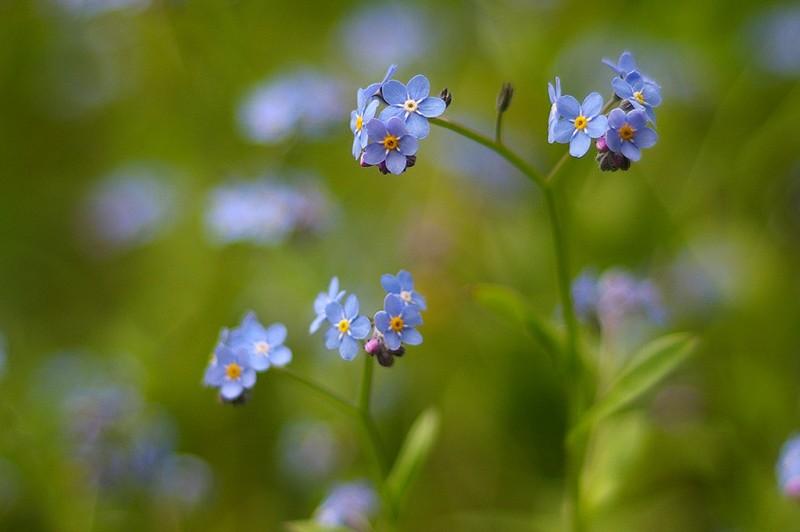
[
  {"left": 552, "top": 92, "right": 608, "bottom": 157},
  {"left": 228, "top": 311, "right": 291, "bottom": 371},
  {"left": 381, "top": 270, "right": 427, "bottom": 310},
  {"left": 350, "top": 88, "right": 380, "bottom": 159},
  {"left": 324, "top": 294, "right": 371, "bottom": 361},
  {"left": 315, "top": 480, "right": 379, "bottom": 530},
  {"left": 612, "top": 70, "right": 662, "bottom": 125},
  {"left": 374, "top": 294, "right": 423, "bottom": 351},
  {"left": 379, "top": 74, "right": 446, "bottom": 139},
  {"left": 777, "top": 434, "right": 800, "bottom": 499},
  {"left": 605, "top": 108, "right": 658, "bottom": 162},
  {"left": 203, "top": 344, "right": 256, "bottom": 400},
  {"left": 547, "top": 77, "right": 562, "bottom": 144},
  {"left": 362, "top": 117, "right": 419, "bottom": 175}
]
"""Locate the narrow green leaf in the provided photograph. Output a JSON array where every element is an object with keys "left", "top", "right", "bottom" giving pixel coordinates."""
[
  {"left": 472, "top": 283, "right": 562, "bottom": 356},
  {"left": 385, "top": 407, "right": 441, "bottom": 516},
  {"left": 572, "top": 332, "right": 697, "bottom": 440}
]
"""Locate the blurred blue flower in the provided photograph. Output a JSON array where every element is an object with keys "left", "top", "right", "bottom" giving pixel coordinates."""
[
  {"left": 379, "top": 74, "right": 446, "bottom": 139},
  {"left": 362, "top": 117, "right": 419, "bottom": 175},
  {"left": 314, "top": 479, "right": 379, "bottom": 531},
  {"left": 747, "top": 4, "right": 800, "bottom": 78},
  {"left": 76, "top": 162, "right": 178, "bottom": 257},
  {"left": 612, "top": 71, "right": 662, "bottom": 125},
  {"left": 154, "top": 454, "right": 213, "bottom": 509},
  {"left": 547, "top": 77, "right": 562, "bottom": 144},
  {"left": 350, "top": 88, "right": 380, "bottom": 160},
  {"left": 324, "top": 294, "right": 371, "bottom": 361},
  {"left": 571, "top": 267, "right": 667, "bottom": 328},
  {"left": 277, "top": 419, "right": 340, "bottom": 486},
  {"left": 228, "top": 311, "right": 291, "bottom": 371},
  {"left": 203, "top": 344, "right": 256, "bottom": 401},
  {"left": 552, "top": 92, "right": 608, "bottom": 157},
  {"left": 237, "top": 69, "right": 345, "bottom": 144},
  {"left": 374, "top": 294, "right": 423, "bottom": 351},
  {"left": 205, "top": 177, "right": 333, "bottom": 246},
  {"left": 605, "top": 108, "right": 658, "bottom": 162},
  {"left": 310, "top": 276, "right": 346, "bottom": 334},
  {"left": 381, "top": 269, "right": 427, "bottom": 311},
  {"left": 777, "top": 434, "right": 800, "bottom": 499}
]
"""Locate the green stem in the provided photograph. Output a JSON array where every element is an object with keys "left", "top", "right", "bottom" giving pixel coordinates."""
[
  {"left": 430, "top": 117, "right": 546, "bottom": 188},
  {"left": 276, "top": 367, "right": 358, "bottom": 414},
  {"left": 359, "top": 353, "right": 390, "bottom": 478}
]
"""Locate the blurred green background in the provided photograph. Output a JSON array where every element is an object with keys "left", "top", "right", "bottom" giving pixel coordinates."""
[{"left": 2, "top": 0, "right": 800, "bottom": 530}]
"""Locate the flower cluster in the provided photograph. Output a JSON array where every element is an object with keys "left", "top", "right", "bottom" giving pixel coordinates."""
[
  {"left": 311, "top": 270, "right": 426, "bottom": 367},
  {"left": 350, "top": 65, "right": 447, "bottom": 175},
  {"left": 202, "top": 311, "right": 292, "bottom": 403},
  {"left": 549, "top": 51, "right": 660, "bottom": 171}
]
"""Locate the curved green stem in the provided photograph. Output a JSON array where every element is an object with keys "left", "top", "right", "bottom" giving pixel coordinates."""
[
  {"left": 276, "top": 367, "right": 358, "bottom": 414},
  {"left": 359, "top": 354, "right": 390, "bottom": 478}
]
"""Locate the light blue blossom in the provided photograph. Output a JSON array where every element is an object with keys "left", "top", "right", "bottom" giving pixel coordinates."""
[
  {"left": 379, "top": 74, "right": 446, "bottom": 139},
  {"left": 381, "top": 269, "right": 427, "bottom": 310},
  {"left": 324, "top": 294, "right": 371, "bottom": 361},
  {"left": 552, "top": 92, "right": 608, "bottom": 157},
  {"left": 602, "top": 51, "right": 639, "bottom": 78},
  {"left": 362, "top": 117, "right": 419, "bottom": 175},
  {"left": 547, "top": 77, "right": 562, "bottom": 144},
  {"left": 350, "top": 88, "right": 380, "bottom": 160},
  {"left": 203, "top": 344, "right": 256, "bottom": 400},
  {"left": 374, "top": 294, "right": 423, "bottom": 351},
  {"left": 611, "top": 70, "right": 662, "bottom": 125},
  {"left": 605, "top": 108, "right": 658, "bottom": 162},
  {"left": 228, "top": 311, "right": 292, "bottom": 371},
  {"left": 314, "top": 479, "right": 379, "bottom": 530},
  {"left": 777, "top": 434, "right": 800, "bottom": 499},
  {"left": 310, "top": 276, "right": 346, "bottom": 334}
]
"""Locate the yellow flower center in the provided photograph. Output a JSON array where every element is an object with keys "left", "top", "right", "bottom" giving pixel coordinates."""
[
  {"left": 225, "top": 362, "right": 242, "bottom": 380},
  {"left": 403, "top": 99, "right": 418, "bottom": 113},
  {"left": 618, "top": 124, "right": 635, "bottom": 141},
  {"left": 383, "top": 134, "right": 399, "bottom": 151},
  {"left": 254, "top": 341, "right": 270, "bottom": 355},
  {"left": 356, "top": 115, "right": 363, "bottom": 131},
  {"left": 338, "top": 319, "right": 350, "bottom": 334},
  {"left": 390, "top": 316, "right": 404, "bottom": 332},
  {"left": 400, "top": 290, "right": 413, "bottom": 303},
  {"left": 573, "top": 115, "right": 588, "bottom": 131},
  {"left": 633, "top": 91, "right": 645, "bottom": 105}
]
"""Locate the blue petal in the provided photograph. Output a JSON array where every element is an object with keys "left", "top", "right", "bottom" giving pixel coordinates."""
[
  {"left": 384, "top": 330, "right": 401, "bottom": 351},
  {"left": 364, "top": 98, "right": 379, "bottom": 120},
  {"left": 365, "top": 118, "right": 387, "bottom": 140},
  {"left": 569, "top": 131, "right": 591, "bottom": 157},
  {"left": 635, "top": 127, "right": 658, "bottom": 149},
  {"left": 242, "top": 368, "right": 256, "bottom": 388},
  {"left": 412, "top": 292, "right": 427, "bottom": 311},
  {"left": 324, "top": 326, "right": 341, "bottom": 349},
  {"left": 270, "top": 345, "right": 292, "bottom": 366},
  {"left": 352, "top": 135, "right": 362, "bottom": 160},
  {"left": 310, "top": 313, "right": 326, "bottom": 334},
  {"left": 398, "top": 135, "right": 418, "bottom": 156},
  {"left": 325, "top": 301, "right": 344, "bottom": 324},
  {"left": 339, "top": 336, "right": 359, "bottom": 361},
  {"left": 397, "top": 270, "right": 413, "bottom": 290},
  {"left": 384, "top": 293, "right": 404, "bottom": 316},
  {"left": 401, "top": 328, "right": 423, "bottom": 346},
  {"left": 349, "top": 316, "right": 371, "bottom": 339},
  {"left": 406, "top": 74, "right": 430, "bottom": 101},
  {"left": 250, "top": 353, "right": 270, "bottom": 371},
  {"left": 221, "top": 381, "right": 244, "bottom": 400},
  {"left": 374, "top": 310, "right": 390, "bottom": 333},
  {"left": 606, "top": 131, "right": 622, "bottom": 152},
  {"left": 363, "top": 143, "right": 388, "bottom": 165},
  {"left": 381, "top": 80, "right": 408, "bottom": 105},
  {"left": 627, "top": 110, "right": 647, "bottom": 130},
  {"left": 405, "top": 113, "right": 430, "bottom": 138},
  {"left": 643, "top": 83, "right": 662, "bottom": 106},
  {"left": 611, "top": 78, "right": 633, "bottom": 99},
  {"left": 265, "top": 323, "right": 287, "bottom": 345},
  {"left": 619, "top": 51, "right": 637, "bottom": 75},
  {"left": 556, "top": 95, "right": 581, "bottom": 120},
  {"left": 401, "top": 304, "right": 422, "bottom": 327},
  {"left": 381, "top": 274, "right": 400, "bottom": 293},
  {"left": 417, "top": 97, "right": 446, "bottom": 118},
  {"left": 385, "top": 116, "right": 408, "bottom": 137},
  {"left": 553, "top": 119, "right": 575, "bottom": 143},
  {"left": 620, "top": 141, "right": 642, "bottom": 162},
  {"left": 607, "top": 108, "right": 626, "bottom": 129},
  {"left": 379, "top": 105, "right": 405, "bottom": 121},
  {"left": 385, "top": 150, "right": 407, "bottom": 174},
  {"left": 581, "top": 92, "right": 604, "bottom": 117},
  {"left": 585, "top": 115, "right": 608, "bottom": 138},
  {"left": 343, "top": 294, "right": 359, "bottom": 319}
]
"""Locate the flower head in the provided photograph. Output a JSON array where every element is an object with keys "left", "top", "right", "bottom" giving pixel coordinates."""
[
  {"left": 380, "top": 269, "right": 427, "bottom": 310},
  {"left": 374, "top": 294, "right": 423, "bottom": 351},
  {"left": 552, "top": 92, "right": 608, "bottom": 157},
  {"left": 602, "top": 51, "right": 639, "bottom": 78},
  {"left": 203, "top": 344, "right": 256, "bottom": 401},
  {"left": 228, "top": 311, "right": 291, "bottom": 371},
  {"left": 547, "top": 77, "right": 562, "bottom": 144},
  {"left": 324, "top": 294, "right": 372, "bottom": 360},
  {"left": 310, "top": 276, "right": 346, "bottom": 334},
  {"left": 363, "top": 64, "right": 397, "bottom": 99},
  {"left": 314, "top": 480, "right": 379, "bottom": 531},
  {"left": 379, "top": 74, "right": 446, "bottom": 139},
  {"left": 777, "top": 434, "right": 800, "bottom": 500},
  {"left": 611, "top": 71, "right": 662, "bottom": 125},
  {"left": 350, "top": 88, "right": 380, "bottom": 160},
  {"left": 362, "top": 117, "right": 419, "bottom": 175},
  {"left": 604, "top": 108, "right": 658, "bottom": 162}
]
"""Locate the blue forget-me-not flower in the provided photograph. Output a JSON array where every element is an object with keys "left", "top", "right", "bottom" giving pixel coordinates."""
[
  {"left": 552, "top": 92, "right": 608, "bottom": 157},
  {"left": 605, "top": 108, "right": 658, "bottom": 162},
  {"left": 362, "top": 117, "right": 419, "bottom": 175},
  {"left": 374, "top": 294, "right": 423, "bottom": 351},
  {"left": 310, "top": 276, "right": 346, "bottom": 334},
  {"left": 381, "top": 269, "right": 427, "bottom": 311},
  {"left": 547, "top": 77, "right": 562, "bottom": 144},
  {"left": 611, "top": 70, "right": 662, "bottom": 126},
  {"left": 228, "top": 311, "right": 292, "bottom": 372},
  {"left": 350, "top": 88, "right": 380, "bottom": 160},
  {"left": 324, "top": 294, "right": 372, "bottom": 360},
  {"left": 379, "top": 74, "right": 446, "bottom": 139},
  {"left": 203, "top": 344, "right": 257, "bottom": 401}
]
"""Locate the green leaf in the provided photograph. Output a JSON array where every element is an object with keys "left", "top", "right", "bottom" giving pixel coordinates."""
[
  {"left": 472, "top": 283, "right": 562, "bottom": 357},
  {"left": 572, "top": 332, "right": 697, "bottom": 440},
  {"left": 385, "top": 407, "right": 440, "bottom": 516}
]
